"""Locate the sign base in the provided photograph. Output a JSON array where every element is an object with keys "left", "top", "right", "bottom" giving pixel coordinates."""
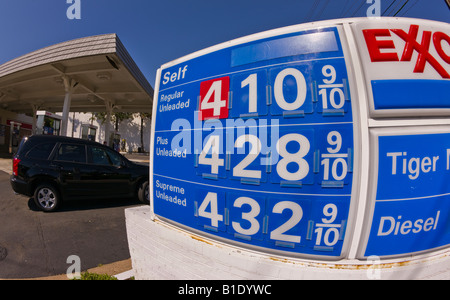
[{"left": 126, "top": 206, "right": 450, "bottom": 280}]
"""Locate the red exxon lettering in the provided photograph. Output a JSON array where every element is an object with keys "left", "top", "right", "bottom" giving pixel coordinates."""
[
  {"left": 363, "top": 29, "right": 399, "bottom": 62},
  {"left": 363, "top": 25, "right": 450, "bottom": 79},
  {"left": 434, "top": 31, "right": 450, "bottom": 65},
  {"left": 391, "top": 25, "right": 450, "bottom": 78}
]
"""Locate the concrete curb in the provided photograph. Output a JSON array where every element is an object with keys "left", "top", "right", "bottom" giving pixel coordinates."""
[
  {"left": 0, "top": 259, "right": 134, "bottom": 280},
  {"left": 114, "top": 269, "right": 134, "bottom": 280}
]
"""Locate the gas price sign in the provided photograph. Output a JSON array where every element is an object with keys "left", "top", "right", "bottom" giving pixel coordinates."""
[{"left": 151, "top": 26, "right": 354, "bottom": 258}]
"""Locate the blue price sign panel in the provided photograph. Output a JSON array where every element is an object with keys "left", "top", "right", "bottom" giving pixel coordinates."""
[
  {"left": 152, "top": 26, "right": 355, "bottom": 258},
  {"left": 363, "top": 127, "right": 450, "bottom": 257}
]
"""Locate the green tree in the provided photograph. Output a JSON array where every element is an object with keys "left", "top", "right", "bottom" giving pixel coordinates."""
[
  {"left": 94, "top": 112, "right": 134, "bottom": 131},
  {"left": 136, "top": 112, "right": 151, "bottom": 152}
]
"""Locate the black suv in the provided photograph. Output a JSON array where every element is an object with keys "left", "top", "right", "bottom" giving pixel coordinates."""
[{"left": 10, "top": 135, "right": 149, "bottom": 212}]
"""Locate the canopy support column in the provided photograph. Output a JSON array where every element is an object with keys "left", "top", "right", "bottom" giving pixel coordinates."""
[
  {"left": 104, "top": 100, "right": 114, "bottom": 146},
  {"left": 30, "top": 104, "right": 38, "bottom": 135},
  {"left": 60, "top": 76, "right": 77, "bottom": 137}
]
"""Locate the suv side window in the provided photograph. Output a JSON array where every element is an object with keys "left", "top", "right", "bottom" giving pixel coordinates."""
[
  {"left": 26, "top": 142, "right": 56, "bottom": 160},
  {"left": 105, "top": 148, "right": 122, "bottom": 167},
  {"left": 55, "top": 143, "right": 86, "bottom": 163},
  {"left": 91, "top": 146, "right": 111, "bottom": 165},
  {"left": 91, "top": 146, "right": 122, "bottom": 167}
]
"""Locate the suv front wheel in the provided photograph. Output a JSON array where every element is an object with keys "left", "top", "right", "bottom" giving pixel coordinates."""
[{"left": 34, "top": 184, "right": 61, "bottom": 212}]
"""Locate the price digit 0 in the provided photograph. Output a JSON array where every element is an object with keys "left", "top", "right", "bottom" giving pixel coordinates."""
[{"left": 274, "top": 68, "right": 307, "bottom": 111}]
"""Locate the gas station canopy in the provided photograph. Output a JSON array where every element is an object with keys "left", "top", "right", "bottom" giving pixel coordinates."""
[{"left": 0, "top": 33, "right": 153, "bottom": 115}]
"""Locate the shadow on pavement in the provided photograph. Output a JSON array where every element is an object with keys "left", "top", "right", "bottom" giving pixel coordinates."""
[{"left": 27, "top": 196, "right": 145, "bottom": 212}]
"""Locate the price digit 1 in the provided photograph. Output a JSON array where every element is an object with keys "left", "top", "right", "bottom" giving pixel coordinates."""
[{"left": 241, "top": 73, "right": 258, "bottom": 113}]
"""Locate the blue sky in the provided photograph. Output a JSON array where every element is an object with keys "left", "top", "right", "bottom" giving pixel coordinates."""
[{"left": 0, "top": 0, "right": 448, "bottom": 86}]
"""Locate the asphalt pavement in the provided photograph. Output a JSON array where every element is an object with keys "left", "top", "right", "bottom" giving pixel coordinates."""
[{"left": 0, "top": 153, "right": 149, "bottom": 279}]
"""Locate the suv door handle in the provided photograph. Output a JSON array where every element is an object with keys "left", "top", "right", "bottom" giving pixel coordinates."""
[{"left": 50, "top": 163, "right": 63, "bottom": 170}]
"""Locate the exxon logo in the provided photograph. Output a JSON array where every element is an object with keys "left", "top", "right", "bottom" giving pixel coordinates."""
[{"left": 363, "top": 24, "right": 450, "bottom": 79}]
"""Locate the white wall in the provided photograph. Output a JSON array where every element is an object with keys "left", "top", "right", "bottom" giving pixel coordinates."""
[
  {"left": 66, "top": 112, "right": 151, "bottom": 152},
  {"left": 0, "top": 109, "right": 151, "bottom": 152}
]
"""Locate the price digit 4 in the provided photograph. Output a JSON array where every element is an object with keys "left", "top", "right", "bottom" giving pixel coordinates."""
[
  {"left": 198, "top": 192, "right": 224, "bottom": 228},
  {"left": 199, "top": 77, "right": 230, "bottom": 120},
  {"left": 199, "top": 135, "right": 224, "bottom": 174}
]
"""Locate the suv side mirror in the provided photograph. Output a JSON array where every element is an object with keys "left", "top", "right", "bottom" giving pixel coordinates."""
[{"left": 120, "top": 160, "right": 128, "bottom": 168}]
